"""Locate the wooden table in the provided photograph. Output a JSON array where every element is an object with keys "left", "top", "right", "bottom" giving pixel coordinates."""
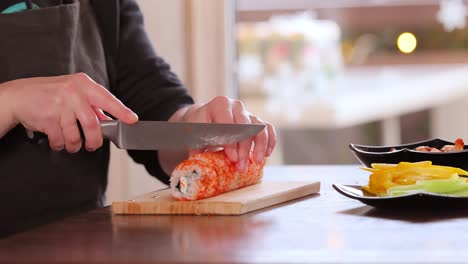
[{"left": 2, "top": 165, "right": 468, "bottom": 264}]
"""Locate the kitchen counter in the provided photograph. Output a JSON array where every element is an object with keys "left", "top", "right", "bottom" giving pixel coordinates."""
[{"left": 2, "top": 165, "right": 468, "bottom": 264}]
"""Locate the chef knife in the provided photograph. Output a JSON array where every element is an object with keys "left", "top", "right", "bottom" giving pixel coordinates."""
[
  {"left": 26, "top": 120, "right": 265, "bottom": 150},
  {"left": 101, "top": 120, "right": 264, "bottom": 150}
]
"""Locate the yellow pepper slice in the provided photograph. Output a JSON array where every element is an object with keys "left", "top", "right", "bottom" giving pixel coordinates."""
[{"left": 361, "top": 161, "right": 468, "bottom": 196}]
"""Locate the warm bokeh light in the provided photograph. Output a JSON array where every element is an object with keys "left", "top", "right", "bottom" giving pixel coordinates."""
[{"left": 397, "top": 32, "right": 417, "bottom": 54}]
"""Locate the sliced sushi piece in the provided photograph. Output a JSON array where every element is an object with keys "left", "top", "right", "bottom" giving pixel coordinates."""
[{"left": 170, "top": 151, "right": 265, "bottom": 201}]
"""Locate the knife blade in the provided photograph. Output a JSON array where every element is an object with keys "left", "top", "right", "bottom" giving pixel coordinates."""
[{"left": 101, "top": 120, "right": 265, "bottom": 150}]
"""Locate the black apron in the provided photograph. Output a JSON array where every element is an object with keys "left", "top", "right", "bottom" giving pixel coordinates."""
[{"left": 0, "top": 0, "right": 111, "bottom": 234}]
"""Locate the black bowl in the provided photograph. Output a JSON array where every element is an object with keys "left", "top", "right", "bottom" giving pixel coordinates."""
[{"left": 349, "top": 138, "right": 468, "bottom": 171}]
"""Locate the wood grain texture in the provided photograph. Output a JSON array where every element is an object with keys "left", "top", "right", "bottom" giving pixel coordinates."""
[
  {"left": 9, "top": 166, "right": 468, "bottom": 264},
  {"left": 112, "top": 181, "right": 320, "bottom": 215}
]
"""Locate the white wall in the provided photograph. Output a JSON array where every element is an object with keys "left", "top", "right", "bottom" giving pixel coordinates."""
[
  {"left": 138, "top": 0, "right": 188, "bottom": 83},
  {"left": 431, "top": 98, "right": 468, "bottom": 140}
]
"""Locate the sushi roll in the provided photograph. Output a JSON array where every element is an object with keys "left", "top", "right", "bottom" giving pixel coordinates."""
[{"left": 170, "top": 151, "right": 265, "bottom": 201}]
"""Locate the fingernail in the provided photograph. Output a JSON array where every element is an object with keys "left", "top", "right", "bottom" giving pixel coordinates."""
[
  {"left": 86, "top": 146, "right": 97, "bottom": 152},
  {"left": 132, "top": 113, "right": 139, "bottom": 121},
  {"left": 229, "top": 148, "right": 238, "bottom": 162},
  {"left": 255, "top": 151, "right": 264, "bottom": 163},
  {"left": 54, "top": 146, "right": 64, "bottom": 152},
  {"left": 70, "top": 148, "right": 80, "bottom": 154},
  {"left": 237, "top": 160, "right": 247, "bottom": 172}
]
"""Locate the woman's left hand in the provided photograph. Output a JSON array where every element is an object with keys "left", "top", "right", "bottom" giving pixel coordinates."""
[{"left": 169, "top": 96, "right": 276, "bottom": 172}]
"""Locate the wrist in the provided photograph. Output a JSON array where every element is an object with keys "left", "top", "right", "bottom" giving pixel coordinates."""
[{"left": 0, "top": 81, "right": 19, "bottom": 128}]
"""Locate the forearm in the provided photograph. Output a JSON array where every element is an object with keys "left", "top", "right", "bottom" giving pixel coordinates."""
[
  {"left": 158, "top": 149, "right": 189, "bottom": 176},
  {"left": 0, "top": 82, "right": 17, "bottom": 138},
  {"left": 158, "top": 106, "right": 191, "bottom": 175}
]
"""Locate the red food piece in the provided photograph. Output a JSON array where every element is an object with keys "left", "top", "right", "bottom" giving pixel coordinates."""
[
  {"left": 415, "top": 138, "right": 464, "bottom": 152},
  {"left": 172, "top": 151, "right": 265, "bottom": 201},
  {"left": 455, "top": 138, "right": 465, "bottom": 150},
  {"left": 415, "top": 146, "right": 434, "bottom": 152}
]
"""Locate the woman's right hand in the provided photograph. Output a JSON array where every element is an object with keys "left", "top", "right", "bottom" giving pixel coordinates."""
[{"left": 0, "top": 73, "right": 138, "bottom": 153}]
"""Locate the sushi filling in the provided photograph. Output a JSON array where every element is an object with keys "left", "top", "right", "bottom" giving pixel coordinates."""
[
  {"left": 179, "top": 176, "right": 188, "bottom": 194},
  {"left": 175, "top": 169, "right": 200, "bottom": 195}
]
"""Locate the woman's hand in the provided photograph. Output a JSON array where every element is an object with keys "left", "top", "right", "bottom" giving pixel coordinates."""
[
  {"left": 168, "top": 96, "right": 276, "bottom": 172},
  {"left": 0, "top": 73, "right": 138, "bottom": 152}
]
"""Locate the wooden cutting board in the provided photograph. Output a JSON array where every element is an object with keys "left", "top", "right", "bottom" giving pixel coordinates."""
[{"left": 112, "top": 181, "right": 320, "bottom": 215}]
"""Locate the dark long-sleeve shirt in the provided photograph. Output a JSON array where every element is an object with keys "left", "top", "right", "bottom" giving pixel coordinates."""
[
  {"left": 93, "top": 0, "right": 194, "bottom": 185},
  {"left": 0, "top": 0, "right": 193, "bottom": 236}
]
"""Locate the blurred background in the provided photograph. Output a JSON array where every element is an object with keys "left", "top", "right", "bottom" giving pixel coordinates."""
[{"left": 107, "top": 0, "right": 468, "bottom": 203}]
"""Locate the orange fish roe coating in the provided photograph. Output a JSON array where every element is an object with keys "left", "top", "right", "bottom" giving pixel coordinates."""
[{"left": 171, "top": 151, "right": 265, "bottom": 201}]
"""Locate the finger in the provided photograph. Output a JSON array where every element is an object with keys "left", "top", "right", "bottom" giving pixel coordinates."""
[
  {"left": 188, "top": 147, "right": 222, "bottom": 157},
  {"left": 232, "top": 100, "right": 252, "bottom": 172},
  {"left": 93, "top": 107, "right": 112, "bottom": 121},
  {"left": 45, "top": 125, "right": 65, "bottom": 151},
  {"left": 181, "top": 104, "right": 211, "bottom": 123},
  {"left": 183, "top": 106, "right": 213, "bottom": 157},
  {"left": 223, "top": 144, "right": 237, "bottom": 162},
  {"left": 90, "top": 89, "right": 137, "bottom": 124},
  {"left": 205, "top": 146, "right": 224, "bottom": 153},
  {"left": 209, "top": 100, "right": 238, "bottom": 162},
  {"left": 60, "top": 111, "right": 82, "bottom": 153},
  {"left": 250, "top": 115, "right": 268, "bottom": 163},
  {"left": 76, "top": 74, "right": 138, "bottom": 124},
  {"left": 265, "top": 122, "right": 277, "bottom": 157},
  {"left": 75, "top": 103, "right": 103, "bottom": 152}
]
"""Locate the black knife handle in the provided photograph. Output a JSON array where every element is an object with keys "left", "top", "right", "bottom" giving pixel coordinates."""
[
  {"left": 25, "top": 129, "right": 48, "bottom": 145},
  {"left": 25, "top": 123, "right": 86, "bottom": 145}
]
